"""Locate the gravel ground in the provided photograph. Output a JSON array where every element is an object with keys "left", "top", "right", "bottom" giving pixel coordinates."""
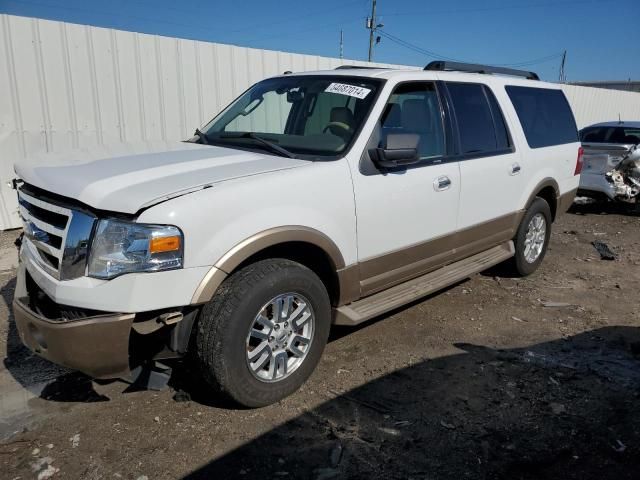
[{"left": 1, "top": 202, "right": 640, "bottom": 480}]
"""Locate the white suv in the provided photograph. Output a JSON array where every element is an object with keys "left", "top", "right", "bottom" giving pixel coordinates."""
[{"left": 12, "top": 62, "right": 581, "bottom": 406}]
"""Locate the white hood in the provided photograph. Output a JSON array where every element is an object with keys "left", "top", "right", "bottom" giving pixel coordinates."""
[{"left": 15, "top": 141, "right": 307, "bottom": 214}]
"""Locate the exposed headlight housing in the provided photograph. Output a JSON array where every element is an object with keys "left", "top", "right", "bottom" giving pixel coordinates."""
[{"left": 88, "top": 219, "right": 183, "bottom": 279}]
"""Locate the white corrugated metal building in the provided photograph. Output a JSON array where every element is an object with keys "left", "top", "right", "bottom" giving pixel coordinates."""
[{"left": 2, "top": 14, "right": 640, "bottom": 230}]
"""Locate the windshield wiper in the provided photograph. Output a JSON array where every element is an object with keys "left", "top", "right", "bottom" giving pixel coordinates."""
[
  {"left": 218, "top": 132, "right": 296, "bottom": 158},
  {"left": 194, "top": 128, "right": 212, "bottom": 145}
]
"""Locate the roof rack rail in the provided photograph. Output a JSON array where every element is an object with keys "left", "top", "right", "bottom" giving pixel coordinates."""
[
  {"left": 335, "top": 65, "right": 383, "bottom": 70},
  {"left": 424, "top": 61, "right": 539, "bottom": 81}
]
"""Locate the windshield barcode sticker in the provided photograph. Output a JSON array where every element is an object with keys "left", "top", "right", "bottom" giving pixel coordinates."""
[{"left": 325, "top": 82, "right": 371, "bottom": 99}]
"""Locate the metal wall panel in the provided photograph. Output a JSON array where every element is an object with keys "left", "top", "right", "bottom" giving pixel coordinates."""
[
  {"left": 1, "top": 14, "right": 640, "bottom": 229},
  {"left": 561, "top": 84, "right": 640, "bottom": 129},
  {"left": 0, "top": 15, "right": 404, "bottom": 229}
]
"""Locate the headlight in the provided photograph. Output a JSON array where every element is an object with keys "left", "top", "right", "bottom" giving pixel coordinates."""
[{"left": 88, "top": 219, "right": 183, "bottom": 279}]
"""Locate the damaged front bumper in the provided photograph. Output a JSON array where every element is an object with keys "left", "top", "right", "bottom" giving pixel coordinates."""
[
  {"left": 13, "top": 256, "right": 198, "bottom": 381},
  {"left": 13, "top": 260, "right": 135, "bottom": 378},
  {"left": 13, "top": 296, "right": 134, "bottom": 379}
]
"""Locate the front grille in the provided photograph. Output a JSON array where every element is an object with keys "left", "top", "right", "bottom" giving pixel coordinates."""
[
  {"left": 18, "top": 195, "right": 68, "bottom": 230},
  {"left": 24, "top": 269, "right": 106, "bottom": 321},
  {"left": 18, "top": 187, "right": 96, "bottom": 280}
]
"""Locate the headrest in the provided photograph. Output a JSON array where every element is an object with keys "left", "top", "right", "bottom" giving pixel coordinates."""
[
  {"left": 402, "top": 99, "right": 432, "bottom": 131},
  {"left": 330, "top": 107, "right": 355, "bottom": 127}
]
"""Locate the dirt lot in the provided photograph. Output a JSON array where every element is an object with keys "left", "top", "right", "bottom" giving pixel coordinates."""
[{"left": 1, "top": 202, "right": 640, "bottom": 480}]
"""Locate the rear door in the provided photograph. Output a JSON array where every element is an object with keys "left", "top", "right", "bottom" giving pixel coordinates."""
[
  {"left": 504, "top": 85, "right": 580, "bottom": 199},
  {"left": 444, "top": 82, "right": 525, "bottom": 244}
]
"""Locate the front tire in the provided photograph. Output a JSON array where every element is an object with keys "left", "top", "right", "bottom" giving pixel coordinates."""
[
  {"left": 512, "top": 197, "right": 552, "bottom": 276},
  {"left": 195, "top": 259, "right": 331, "bottom": 407}
]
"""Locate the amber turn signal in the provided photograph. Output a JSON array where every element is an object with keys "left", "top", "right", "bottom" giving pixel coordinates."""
[{"left": 149, "top": 235, "right": 181, "bottom": 253}]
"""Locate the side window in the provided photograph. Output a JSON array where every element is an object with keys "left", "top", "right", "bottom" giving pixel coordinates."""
[
  {"left": 505, "top": 86, "right": 578, "bottom": 148},
  {"left": 446, "top": 83, "right": 500, "bottom": 155},
  {"left": 380, "top": 82, "right": 445, "bottom": 160}
]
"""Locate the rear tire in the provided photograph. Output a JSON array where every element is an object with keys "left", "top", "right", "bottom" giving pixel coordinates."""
[
  {"left": 195, "top": 259, "right": 331, "bottom": 407},
  {"left": 512, "top": 197, "right": 552, "bottom": 276}
]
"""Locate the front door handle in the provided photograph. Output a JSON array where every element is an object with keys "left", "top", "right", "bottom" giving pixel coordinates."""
[
  {"left": 510, "top": 163, "right": 521, "bottom": 175},
  {"left": 433, "top": 175, "right": 451, "bottom": 191}
]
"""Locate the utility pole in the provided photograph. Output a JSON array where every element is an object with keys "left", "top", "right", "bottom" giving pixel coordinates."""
[
  {"left": 558, "top": 50, "right": 567, "bottom": 83},
  {"left": 367, "top": 0, "right": 377, "bottom": 62},
  {"left": 340, "top": 29, "right": 344, "bottom": 59},
  {"left": 366, "top": 0, "right": 383, "bottom": 62}
]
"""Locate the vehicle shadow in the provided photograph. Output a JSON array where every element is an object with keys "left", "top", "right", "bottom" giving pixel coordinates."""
[
  {"left": 183, "top": 326, "right": 640, "bottom": 480},
  {"left": 1, "top": 276, "right": 107, "bottom": 403},
  {"left": 169, "top": 282, "right": 469, "bottom": 408}
]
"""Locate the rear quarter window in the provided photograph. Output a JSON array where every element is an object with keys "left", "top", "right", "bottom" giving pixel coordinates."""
[{"left": 505, "top": 86, "right": 578, "bottom": 148}]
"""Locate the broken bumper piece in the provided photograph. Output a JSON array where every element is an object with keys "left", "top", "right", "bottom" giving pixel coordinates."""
[{"left": 13, "top": 297, "right": 134, "bottom": 379}]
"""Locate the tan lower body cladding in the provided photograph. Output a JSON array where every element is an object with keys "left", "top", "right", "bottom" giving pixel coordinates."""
[
  {"left": 345, "top": 187, "right": 578, "bottom": 302},
  {"left": 192, "top": 188, "right": 577, "bottom": 310},
  {"left": 355, "top": 211, "right": 523, "bottom": 297}
]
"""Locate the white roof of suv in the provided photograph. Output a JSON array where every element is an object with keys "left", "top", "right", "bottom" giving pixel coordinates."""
[{"left": 284, "top": 66, "right": 560, "bottom": 89}]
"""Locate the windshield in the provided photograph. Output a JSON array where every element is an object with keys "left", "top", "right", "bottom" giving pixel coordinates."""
[{"left": 199, "top": 75, "right": 382, "bottom": 158}]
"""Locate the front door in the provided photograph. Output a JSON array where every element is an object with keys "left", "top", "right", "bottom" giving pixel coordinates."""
[{"left": 349, "top": 81, "right": 461, "bottom": 296}]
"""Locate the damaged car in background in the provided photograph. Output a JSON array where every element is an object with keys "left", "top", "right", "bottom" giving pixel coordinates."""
[{"left": 578, "top": 121, "right": 640, "bottom": 207}]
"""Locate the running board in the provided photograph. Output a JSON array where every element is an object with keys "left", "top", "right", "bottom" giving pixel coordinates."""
[{"left": 334, "top": 241, "right": 515, "bottom": 326}]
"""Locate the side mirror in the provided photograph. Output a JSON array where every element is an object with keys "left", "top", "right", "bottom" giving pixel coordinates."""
[{"left": 370, "top": 133, "right": 420, "bottom": 169}]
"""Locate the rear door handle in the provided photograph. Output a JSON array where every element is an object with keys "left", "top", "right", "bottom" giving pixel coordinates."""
[
  {"left": 510, "top": 163, "right": 521, "bottom": 175},
  {"left": 433, "top": 175, "right": 451, "bottom": 191}
]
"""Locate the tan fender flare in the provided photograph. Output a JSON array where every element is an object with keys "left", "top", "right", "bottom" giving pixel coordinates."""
[
  {"left": 525, "top": 177, "right": 560, "bottom": 219},
  {"left": 190, "top": 226, "right": 348, "bottom": 304}
]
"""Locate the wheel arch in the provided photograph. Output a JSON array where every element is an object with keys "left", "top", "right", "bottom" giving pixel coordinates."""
[
  {"left": 526, "top": 178, "right": 559, "bottom": 221},
  {"left": 191, "top": 226, "right": 358, "bottom": 307}
]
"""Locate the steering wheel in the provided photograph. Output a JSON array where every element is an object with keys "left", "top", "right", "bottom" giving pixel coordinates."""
[{"left": 323, "top": 122, "right": 352, "bottom": 138}]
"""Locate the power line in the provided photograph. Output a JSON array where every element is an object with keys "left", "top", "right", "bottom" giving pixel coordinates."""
[
  {"left": 378, "top": 30, "right": 564, "bottom": 68},
  {"left": 377, "top": 0, "right": 622, "bottom": 17}
]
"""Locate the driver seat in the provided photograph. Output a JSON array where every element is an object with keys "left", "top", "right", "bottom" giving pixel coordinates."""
[
  {"left": 325, "top": 107, "right": 355, "bottom": 142},
  {"left": 329, "top": 107, "right": 355, "bottom": 130}
]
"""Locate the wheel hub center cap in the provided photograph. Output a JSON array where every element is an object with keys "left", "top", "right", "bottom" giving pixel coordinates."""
[{"left": 275, "top": 329, "right": 288, "bottom": 344}]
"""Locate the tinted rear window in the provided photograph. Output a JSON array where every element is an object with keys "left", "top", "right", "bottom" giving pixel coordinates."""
[
  {"left": 581, "top": 126, "right": 640, "bottom": 144},
  {"left": 580, "top": 127, "right": 608, "bottom": 143},
  {"left": 505, "top": 86, "right": 578, "bottom": 148}
]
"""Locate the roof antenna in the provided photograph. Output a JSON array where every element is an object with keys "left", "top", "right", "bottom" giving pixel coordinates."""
[{"left": 618, "top": 113, "right": 622, "bottom": 124}]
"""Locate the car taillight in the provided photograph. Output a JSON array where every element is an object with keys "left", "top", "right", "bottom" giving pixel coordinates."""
[{"left": 574, "top": 146, "right": 584, "bottom": 175}]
